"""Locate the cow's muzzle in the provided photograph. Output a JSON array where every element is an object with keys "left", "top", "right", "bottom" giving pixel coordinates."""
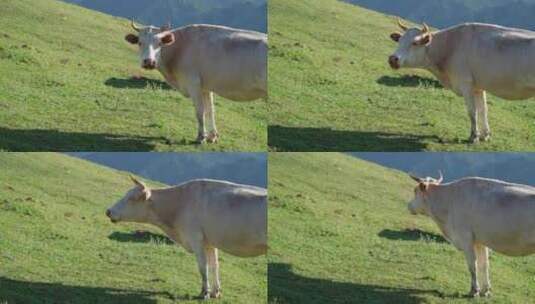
[
  {"left": 106, "top": 209, "right": 118, "bottom": 223},
  {"left": 388, "top": 55, "right": 400, "bottom": 69},
  {"left": 142, "top": 59, "right": 157, "bottom": 70}
]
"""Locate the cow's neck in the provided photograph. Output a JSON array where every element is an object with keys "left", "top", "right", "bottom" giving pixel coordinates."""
[
  {"left": 427, "top": 186, "right": 452, "bottom": 237},
  {"left": 423, "top": 31, "right": 452, "bottom": 89}
]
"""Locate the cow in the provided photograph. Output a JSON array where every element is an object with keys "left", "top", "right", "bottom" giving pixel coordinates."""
[
  {"left": 408, "top": 172, "right": 535, "bottom": 297},
  {"left": 389, "top": 19, "right": 535, "bottom": 143},
  {"left": 106, "top": 176, "right": 267, "bottom": 299},
  {"left": 124, "top": 21, "right": 267, "bottom": 143}
]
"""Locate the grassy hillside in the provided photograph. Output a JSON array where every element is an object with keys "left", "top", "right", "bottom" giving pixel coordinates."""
[
  {"left": 0, "top": 0, "right": 266, "bottom": 151},
  {"left": 0, "top": 153, "right": 266, "bottom": 303},
  {"left": 268, "top": 153, "right": 535, "bottom": 303},
  {"left": 268, "top": 0, "right": 535, "bottom": 151}
]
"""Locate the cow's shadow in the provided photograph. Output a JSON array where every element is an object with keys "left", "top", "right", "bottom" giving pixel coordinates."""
[
  {"left": 377, "top": 75, "right": 442, "bottom": 88},
  {"left": 378, "top": 228, "right": 448, "bottom": 244},
  {"left": 268, "top": 125, "right": 440, "bottom": 151},
  {"left": 105, "top": 77, "right": 172, "bottom": 90},
  {"left": 0, "top": 126, "right": 188, "bottom": 151},
  {"left": 108, "top": 231, "right": 174, "bottom": 245},
  {"left": 268, "top": 263, "right": 444, "bottom": 303},
  {"left": 0, "top": 276, "right": 190, "bottom": 303}
]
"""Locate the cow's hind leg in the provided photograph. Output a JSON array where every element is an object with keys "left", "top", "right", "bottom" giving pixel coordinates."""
[
  {"left": 463, "top": 244, "right": 480, "bottom": 297},
  {"left": 462, "top": 88, "right": 480, "bottom": 143},
  {"left": 203, "top": 91, "right": 219, "bottom": 143},
  {"left": 475, "top": 90, "right": 491, "bottom": 141},
  {"left": 475, "top": 244, "right": 491, "bottom": 297},
  {"left": 207, "top": 247, "right": 221, "bottom": 298}
]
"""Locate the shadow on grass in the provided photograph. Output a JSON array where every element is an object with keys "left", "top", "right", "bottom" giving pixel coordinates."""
[
  {"left": 377, "top": 75, "right": 442, "bottom": 88},
  {"left": 109, "top": 231, "right": 174, "bottom": 245},
  {"left": 268, "top": 263, "right": 444, "bottom": 303},
  {"left": 0, "top": 127, "right": 188, "bottom": 151},
  {"left": 378, "top": 229, "right": 448, "bottom": 244},
  {"left": 105, "top": 77, "right": 172, "bottom": 90},
  {"left": 268, "top": 126, "right": 440, "bottom": 152},
  {"left": 0, "top": 276, "right": 190, "bottom": 304}
]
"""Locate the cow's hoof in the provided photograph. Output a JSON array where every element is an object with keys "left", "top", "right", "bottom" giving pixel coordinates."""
[
  {"left": 467, "top": 289, "right": 480, "bottom": 298},
  {"left": 468, "top": 135, "right": 480, "bottom": 144},
  {"left": 480, "top": 133, "right": 491, "bottom": 142},
  {"left": 198, "top": 290, "right": 210, "bottom": 300},
  {"left": 207, "top": 132, "right": 219, "bottom": 144},
  {"left": 196, "top": 135, "right": 207, "bottom": 144},
  {"left": 481, "top": 288, "right": 491, "bottom": 297},
  {"left": 210, "top": 289, "right": 222, "bottom": 299}
]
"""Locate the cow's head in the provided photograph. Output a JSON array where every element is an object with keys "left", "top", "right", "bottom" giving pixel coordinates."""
[
  {"left": 388, "top": 19, "right": 433, "bottom": 69},
  {"left": 106, "top": 175, "right": 152, "bottom": 223},
  {"left": 125, "top": 20, "right": 175, "bottom": 70},
  {"left": 407, "top": 171, "right": 443, "bottom": 216}
]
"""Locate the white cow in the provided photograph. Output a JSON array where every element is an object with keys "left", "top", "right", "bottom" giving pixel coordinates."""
[
  {"left": 125, "top": 21, "right": 267, "bottom": 143},
  {"left": 106, "top": 176, "right": 267, "bottom": 299},
  {"left": 389, "top": 20, "right": 535, "bottom": 143},
  {"left": 408, "top": 173, "right": 535, "bottom": 297}
]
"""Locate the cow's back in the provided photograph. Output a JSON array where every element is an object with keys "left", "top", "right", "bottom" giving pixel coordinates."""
[
  {"left": 184, "top": 179, "right": 267, "bottom": 257},
  {"left": 440, "top": 23, "right": 535, "bottom": 99},
  {"left": 171, "top": 25, "right": 267, "bottom": 101},
  {"left": 441, "top": 178, "right": 535, "bottom": 255}
]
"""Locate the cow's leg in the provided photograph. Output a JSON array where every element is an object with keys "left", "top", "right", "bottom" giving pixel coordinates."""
[
  {"left": 207, "top": 247, "right": 221, "bottom": 298},
  {"left": 187, "top": 79, "right": 207, "bottom": 143},
  {"left": 475, "top": 90, "right": 491, "bottom": 141},
  {"left": 461, "top": 88, "right": 480, "bottom": 143},
  {"left": 475, "top": 244, "right": 491, "bottom": 297},
  {"left": 203, "top": 91, "right": 219, "bottom": 143},
  {"left": 463, "top": 244, "right": 480, "bottom": 297},
  {"left": 192, "top": 244, "right": 210, "bottom": 299}
]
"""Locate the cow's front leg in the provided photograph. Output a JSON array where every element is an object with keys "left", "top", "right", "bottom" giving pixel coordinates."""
[
  {"left": 462, "top": 90, "right": 480, "bottom": 143},
  {"left": 203, "top": 91, "right": 219, "bottom": 143},
  {"left": 463, "top": 245, "right": 480, "bottom": 297},
  {"left": 193, "top": 245, "right": 210, "bottom": 299},
  {"left": 207, "top": 247, "right": 221, "bottom": 298},
  {"left": 475, "top": 90, "right": 491, "bottom": 141},
  {"left": 476, "top": 245, "right": 491, "bottom": 297},
  {"left": 188, "top": 87, "right": 207, "bottom": 143}
]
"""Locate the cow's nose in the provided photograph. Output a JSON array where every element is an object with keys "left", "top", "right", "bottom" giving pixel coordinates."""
[
  {"left": 106, "top": 209, "right": 111, "bottom": 218},
  {"left": 388, "top": 55, "right": 400, "bottom": 69},
  {"left": 142, "top": 59, "right": 156, "bottom": 69}
]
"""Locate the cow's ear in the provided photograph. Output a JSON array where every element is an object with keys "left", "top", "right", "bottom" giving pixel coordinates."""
[
  {"left": 125, "top": 34, "right": 139, "bottom": 44},
  {"left": 160, "top": 32, "right": 175, "bottom": 46},
  {"left": 413, "top": 33, "right": 432, "bottom": 46},
  {"left": 419, "top": 182, "right": 429, "bottom": 192},
  {"left": 390, "top": 32, "right": 401, "bottom": 42}
]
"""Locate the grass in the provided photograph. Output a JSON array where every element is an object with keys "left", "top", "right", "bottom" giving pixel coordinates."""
[
  {"left": 0, "top": 153, "right": 266, "bottom": 303},
  {"left": 268, "top": 153, "right": 535, "bottom": 303},
  {"left": 0, "top": 0, "right": 266, "bottom": 152},
  {"left": 268, "top": 0, "right": 535, "bottom": 151}
]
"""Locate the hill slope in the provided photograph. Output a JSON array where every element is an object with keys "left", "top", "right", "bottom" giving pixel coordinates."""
[
  {"left": 268, "top": 0, "right": 535, "bottom": 151},
  {"left": 0, "top": 0, "right": 266, "bottom": 151},
  {"left": 0, "top": 153, "right": 266, "bottom": 303},
  {"left": 268, "top": 153, "right": 535, "bottom": 303}
]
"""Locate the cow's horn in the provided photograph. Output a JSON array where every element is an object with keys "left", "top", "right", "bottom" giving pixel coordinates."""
[
  {"left": 131, "top": 19, "right": 142, "bottom": 32},
  {"left": 436, "top": 171, "right": 443, "bottom": 184},
  {"left": 397, "top": 18, "right": 409, "bottom": 32},
  {"left": 130, "top": 174, "right": 143, "bottom": 186},
  {"left": 409, "top": 173, "right": 422, "bottom": 183},
  {"left": 422, "top": 22, "right": 430, "bottom": 33}
]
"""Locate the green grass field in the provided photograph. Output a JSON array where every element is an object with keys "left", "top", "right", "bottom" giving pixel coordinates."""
[
  {"left": 0, "top": 0, "right": 266, "bottom": 152},
  {"left": 268, "top": 153, "right": 535, "bottom": 303},
  {"left": 268, "top": 0, "right": 535, "bottom": 151},
  {"left": 0, "top": 153, "right": 266, "bottom": 303}
]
